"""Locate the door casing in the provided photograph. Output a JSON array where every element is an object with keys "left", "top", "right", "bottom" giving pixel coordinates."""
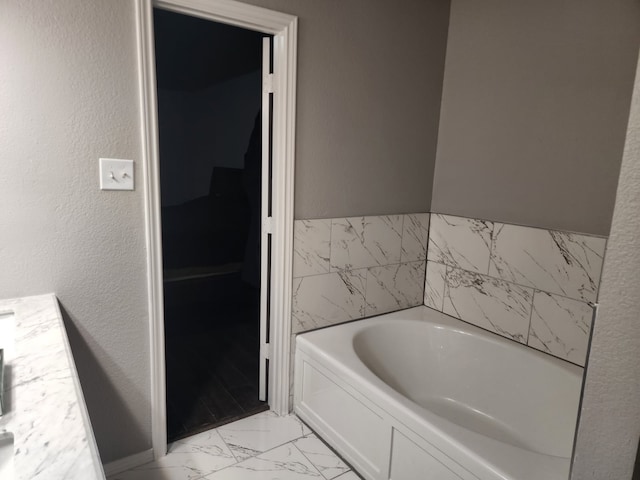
[{"left": 135, "top": 0, "right": 297, "bottom": 459}]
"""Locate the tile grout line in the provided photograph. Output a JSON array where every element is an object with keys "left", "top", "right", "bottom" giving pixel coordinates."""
[
  {"left": 294, "top": 259, "right": 426, "bottom": 280},
  {"left": 425, "top": 259, "right": 595, "bottom": 306},
  {"left": 440, "top": 264, "right": 449, "bottom": 312},
  {"left": 422, "top": 214, "right": 432, "bottom": 309},
  {"left": 297, "top": 421, "right": 359, "bottom": 479},
  {"left": 525, "top": 289, "right": 538, "bottom": 346},
  {"left": 214, "top": 426, "right": 244, "bottom": 465},
  {"left": 207, "top": 420, "right": 314, "bottom": 477},
  {"left": 328, "top": 218, "right": 334, "bottom": 274},
  {"left": 400, "top": 213, "right": 406, "bottom": 264},
  {"left": 424, "top": 283, "right": 586, "bottom": 368},
  {"left": 290, "top": 441, "right": 329, "bottom": 479},
  {"left": 487, "top": 222, "right": 495, "bottom": 276}
]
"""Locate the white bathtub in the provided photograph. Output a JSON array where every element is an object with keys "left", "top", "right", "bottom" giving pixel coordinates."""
[{"left": 294, "top": 306, "right": 583, "bottom": 480}]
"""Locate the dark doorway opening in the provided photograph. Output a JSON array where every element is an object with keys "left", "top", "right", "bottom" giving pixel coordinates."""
[{"left": 154, "top": 7, "right": 269, "bottom": 442}]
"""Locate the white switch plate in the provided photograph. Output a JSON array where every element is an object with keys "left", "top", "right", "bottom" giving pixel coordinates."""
[{"left": 99, "top": 158, "right": 134, "bottom": 191}]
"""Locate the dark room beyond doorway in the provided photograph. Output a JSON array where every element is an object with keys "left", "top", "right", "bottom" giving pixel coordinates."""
[{"left": 153, "top": 7, "right": 269, "bottom": 442}]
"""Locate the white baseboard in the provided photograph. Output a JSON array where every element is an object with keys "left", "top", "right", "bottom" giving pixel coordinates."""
[{"left": 103, "top": 449, "right": 154, "bottom": 477}]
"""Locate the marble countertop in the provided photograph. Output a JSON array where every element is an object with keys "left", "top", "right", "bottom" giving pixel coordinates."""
[{"left": 0, "top": 294, "right": 105, "bottom": 479}]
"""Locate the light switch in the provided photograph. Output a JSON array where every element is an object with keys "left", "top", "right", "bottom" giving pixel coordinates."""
[{"left": 99, "top": 158, "right": 134, "bottom": 191}]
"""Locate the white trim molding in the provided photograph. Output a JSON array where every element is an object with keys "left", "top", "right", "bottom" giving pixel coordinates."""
[
  {"left": 135, "top": 0, "right": 297, "bottom": 461},
  {"left": 103, "top": 449, "right": 154, "bottom": 477},
  {"left": 135, "top": 0, "right": 167, "bottom": 460}
]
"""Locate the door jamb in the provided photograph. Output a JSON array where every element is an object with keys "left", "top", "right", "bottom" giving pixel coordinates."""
[{"left": 135, "top": 0, "right": 297, "bottom": 459}]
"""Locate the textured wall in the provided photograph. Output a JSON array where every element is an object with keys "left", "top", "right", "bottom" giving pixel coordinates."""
[
  {"left": 432, "top": 0, "right": 640, "bottom": 236},
  {"left": 241, "top": 0, "right": 450, "bottom": 219},
  {"left": 571, "top": 51, "right": 640, "bottom": 480},
  {"left": 0, "top": 0, "right": 150, "bottom": 463},
  {"left": 0, "top": 0, "right": 450, "bottom": 463}
]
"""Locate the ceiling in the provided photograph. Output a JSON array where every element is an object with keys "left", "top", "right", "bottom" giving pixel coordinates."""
[{"left": 153, "top": 8, "right": 265, "bottom": 92}]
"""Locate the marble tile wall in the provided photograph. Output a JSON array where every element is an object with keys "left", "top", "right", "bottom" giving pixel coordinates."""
[
  {"left": 425, "top": 214, "right": 607, "bottom": 366},
  {"left": 292, "top": 213, "right": 430, "bottom": 333},
  {"left": 290, "top": 213, "right": 429, "bottom": 410}
]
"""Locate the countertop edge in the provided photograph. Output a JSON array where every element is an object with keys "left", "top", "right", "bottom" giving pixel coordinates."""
[{"left": 0, "top": 293, "right": 105, "bottom": 480}]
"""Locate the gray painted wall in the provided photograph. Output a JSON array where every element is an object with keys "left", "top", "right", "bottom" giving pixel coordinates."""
[
  {"left": 431, "top": 0, "right": 640, "bottom": 236},
  {"left": 0, "top": 0, "right": 450, "bottom": 462},
  {"left": 0, "top": 0, "right": 150, "bottom": 463},
  {"left": 571, "top": 50, "right": 640, "bottom": 480},
  {"left": 243, "top": 0, "right": 450, "bottom": 219}
]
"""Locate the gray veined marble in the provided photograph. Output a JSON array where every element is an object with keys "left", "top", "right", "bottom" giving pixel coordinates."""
[
  {"left": 489, "top": 223, "right": 606, "bottom": 303},
  {"left": 0, "top": 295, "right": 103, "bottom": 480},
  {"left": 330, "top": 215, "right": 403, "bottom": 271},
  {"left": 427, "top": 214, "right": 493, "bottom": 274},
  {"left": 206, "top": 442, "right": 322, "bottom": 479},
  {"left": 424, "top": 261, "right": 447, "bottom": 311},
  {"left": 294, "top": 435, "right": 350, "bottom": 480},
  {"left": 216, "top": 411, "right": 311, "bottom": 462},
  {"left": 443, "top": 268, "right": 533, "bottom": 343},
  {"left": 401, "top": 213, "right": 430, "bottom": 262},
  {"left": 528, "top": 291, "right": 593, "bottom": 366},
  {"left": 365, "top": 261, "right": 425, "bottom": 316},
  {"left": 112, "top": 430, "right": 236, "bottom": 480},
  {"left": 292, "top": 270, "right": 367, "bottom": 333},
  {"left": 293, "top": 219, "right": 332, "bottom": 278}
]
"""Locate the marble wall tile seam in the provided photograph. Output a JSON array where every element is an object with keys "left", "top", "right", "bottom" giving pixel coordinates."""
[
  {"left": 428, "top": 258, "right": 598, "bottom": 309},
  {"left": 427, "top": 214, "right": 494, "bottom": 275},
  {"left": 330, "top": 215, "right": 404, "bottom": 272},
  {"left": 527, "top": 289, "right": 594, "bottom": 366},
  {"left": 524, "top": 284, "right": 536, "bottom": 346},
  {"left": 423, "top": 299, "right": 586, "bottom": 367},
  {"left": 293, "top": 261, "right": 427, "bottom": 333},
  {"left": 424, "top": 260, "right": 447, "bottom": 311},
  {"left": 426, "top": 261, "right": 592, "bottom": 366},
  {"left": 294, "top": 259, "right": 427, "bottom": 279},
  {"left": 291, "top": 268, "right": 369, "bottom": 334},
  {"left": 489, "top": 225, "right": 606, "bottom": 303},
  {"left": 443, "top": 265, "right": 533, "bottom": 344},
  {"left": 294, "top": 213, "right": 430, "bottom": 278},
  {"left": 429, "top": 213, "right": 606, "bottom": 304},
  {"left": 442, "top": 262, "right": 595, "bottom": 325},
  {"left": 364, "top": 261, "right": 426, "bottom": 317}
]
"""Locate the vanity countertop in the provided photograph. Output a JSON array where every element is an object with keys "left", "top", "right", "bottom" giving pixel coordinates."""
[{"left": 0, "top": 294, "right": 104, "bottom": 479}]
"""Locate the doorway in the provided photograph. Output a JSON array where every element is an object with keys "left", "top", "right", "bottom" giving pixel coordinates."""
[
  {"left": 153, "top": 8, "right": 270, "bottom": 442},
  {"left": 136, "top": 0, "right": 296, "bottom": 458}
]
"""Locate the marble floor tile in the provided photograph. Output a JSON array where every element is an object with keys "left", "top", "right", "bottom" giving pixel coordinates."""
[
  {"left": 110, "top": 430, "right": 236, "bottom": 480},
  {"left": 204, "top": 443, "right": 323, "bottom": 479},
  {"left": 334, "top": 471, "right": 362, "bottom": 480},
  {"left": 294, "top": 434, "right": 350, "bottom": 479},
  {"left": 111, "top": 413, "right": 358, "bottom": 480},
  {"left": 216, "top": 411, "right": 311, "bottom": 461}
]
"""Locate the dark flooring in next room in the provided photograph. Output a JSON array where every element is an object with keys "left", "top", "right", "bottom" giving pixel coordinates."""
[{"left": 164, "top": 271, "right": 268, "bottom": 442}]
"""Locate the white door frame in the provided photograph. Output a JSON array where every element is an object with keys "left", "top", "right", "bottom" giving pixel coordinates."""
[{"left": 135, "top": 0, "right": 297, "bottom": 458}]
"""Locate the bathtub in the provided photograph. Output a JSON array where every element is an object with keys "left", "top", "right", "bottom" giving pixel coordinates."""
[{"left": 294, "top": 306, "right": 583, "bottom": 480}]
